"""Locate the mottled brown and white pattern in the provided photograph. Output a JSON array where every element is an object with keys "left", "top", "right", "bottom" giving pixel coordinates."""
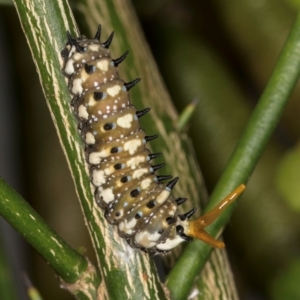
[{"left": 61, "top": 25, "right": 245, "bottom": 253}]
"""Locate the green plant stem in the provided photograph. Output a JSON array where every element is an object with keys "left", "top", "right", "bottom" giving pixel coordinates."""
[
  {"left": 0, "top": 178, "right": 91, "bottom": 283},
  {"left": 166, "top": 12, "right": 300, "bottom": 300},
  {"left": 11, "top": 0, "right": 169, "bottom": 298}
]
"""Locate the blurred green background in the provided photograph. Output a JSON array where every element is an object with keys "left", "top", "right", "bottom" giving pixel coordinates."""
[{"left": 1, "top": 0, "right": 300, "bottom": 299}]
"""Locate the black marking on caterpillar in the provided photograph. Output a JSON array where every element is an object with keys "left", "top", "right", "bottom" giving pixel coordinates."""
[{"left": 61, "top": 25, "right": 245, "bottom": 253}]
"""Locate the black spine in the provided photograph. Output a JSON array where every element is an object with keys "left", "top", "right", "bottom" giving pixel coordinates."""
[
  {"left": 124, "top": 78, "right": 141, "bottom": 91},
  {"left": 178, "top": 208, "right": 197, "bottom": 221},
  {"left": 112, "top": 51, "right": 129, "bottom": 67},
  {"left": 102, "top": 31, "right": 114, "bottom": 48},
  {"left": 175, "top": 197, "right": 187, "bottom": 206},
  {"left": 136, "top": 108, "right": 151, "bottom": 118},
  {"left": 151, "top": 163, "right": 165, "bottom": 172},
  {"left": 94, "top": 25, "right": 101, "bottom": 40},
  {"left": 148, "top": 153, "right": 162, "bottom": 161},
  {"left": 67, "top": 31, "right": 85, "bottom": 52},
  {"left": 156, "top": 175, "right": 172, "bottom": 182},
  {"left": 145, "top": 135, "right": 158, "bottom": 143},
  {"left": 166, "top": 177, "right": 179, "bottom": 190}
]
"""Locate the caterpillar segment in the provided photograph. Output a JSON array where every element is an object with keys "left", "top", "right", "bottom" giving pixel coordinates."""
[{"left": 61, "top": 25, "right": 245, "bottom": 253}]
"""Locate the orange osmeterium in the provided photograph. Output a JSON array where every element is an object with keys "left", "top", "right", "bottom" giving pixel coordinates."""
[{"left": 186, "top": 184, "right": 246, "bottom": 248}]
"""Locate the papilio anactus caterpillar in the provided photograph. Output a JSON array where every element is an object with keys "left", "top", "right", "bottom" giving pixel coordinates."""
[{"left": 61, "top": 25, "right": 245, "bottom": 253}]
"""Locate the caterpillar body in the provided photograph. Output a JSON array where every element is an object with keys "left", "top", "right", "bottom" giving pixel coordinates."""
[{"left": 61, "top": 25, "right": 245, "bottom": 253}]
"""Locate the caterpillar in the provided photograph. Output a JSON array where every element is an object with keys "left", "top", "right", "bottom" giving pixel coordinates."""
[{"left": 61, "top": 25, "right": 245, "bottom": 253}]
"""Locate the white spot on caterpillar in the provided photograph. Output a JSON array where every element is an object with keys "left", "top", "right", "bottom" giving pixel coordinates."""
[
  {"left": 119, "top": 218, "right": 137, "bottom": 235},
  {"left": 104, "top": 167, "right": 114, "bottom": 175},
  {"left": 126, "top": 156, "right": 145, "bottom": 168},
  {"left": 100, "top": 188, "right": 114, "bottom": 203},
  {"left": 168, "top": 207, "right": 176, "bottom": 215},
  {"left": 72, "top": 78, "right": 83, "bottom": 94},
  {"left": 124, "top": 139, "right": 142, "bottom": 154},
  {"left": 135, "top": 231, "right": 161, "bottom": 248},
  {"left": 73, "top": 53, "right": 82, "bottom": 60},
  {"left": 64, "top": 59, "right": 75, "bottom": 75},
  {"left": 89, "top": 150, "right": 109, "bottom": 164},
  {"left": 118, "top": 222, "right": 125, "bottom": 231},
  {"left": 132, "top": 168, "right": 148, "bottom": 179},
  {"left": 68, "top": 45, "right": 76, "bottom": 58},
  {"left": 80, "top": 69, "right": 89, "bottom": 82},
  {"left": 149, "top": 232, "right": 162, "bottom": 242},
  {"left": 78, "top": 105, "right": 88, "bottom": 119},
  {"left": 89, "top": 44, "right": 101, "bottom": 52},
  {"left": 92, "top": 170, "right": 106, "bottom": 186},
  {"left": 88, "top": 95, "right": 97, "bottom": 106},
  {"left": 85, "top": 132, "right": 95, "bottom": 144},
  {"left": 156, "top": 190, "right": 170, "bottom": 204},
  {"left": 141, "top": 178, "right": 152, "bottom": 189},
  {"left": 116, "top": 114, "right": 133, "bottom": 128},
  {"left": 97, "top": 59, "right": 109, "bottom": 71},
  {"left": 157, "top": 235, "right": 185, "bottom": 251},
  {"left": 107, "top": 85, "right": 121, "bottom": 97}
]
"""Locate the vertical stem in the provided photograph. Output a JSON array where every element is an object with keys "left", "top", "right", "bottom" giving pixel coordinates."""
[{"left": 166, "top": 12, "right": 300, "bottom": 300}]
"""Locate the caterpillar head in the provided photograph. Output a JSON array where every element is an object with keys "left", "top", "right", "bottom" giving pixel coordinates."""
[{"left": 156, "top": 184, "right": 246, "bottom": 251}]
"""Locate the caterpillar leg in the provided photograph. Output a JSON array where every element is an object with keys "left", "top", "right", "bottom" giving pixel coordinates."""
[{"left": 186, "top": 184, "right": 246, "bottom": 248}]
